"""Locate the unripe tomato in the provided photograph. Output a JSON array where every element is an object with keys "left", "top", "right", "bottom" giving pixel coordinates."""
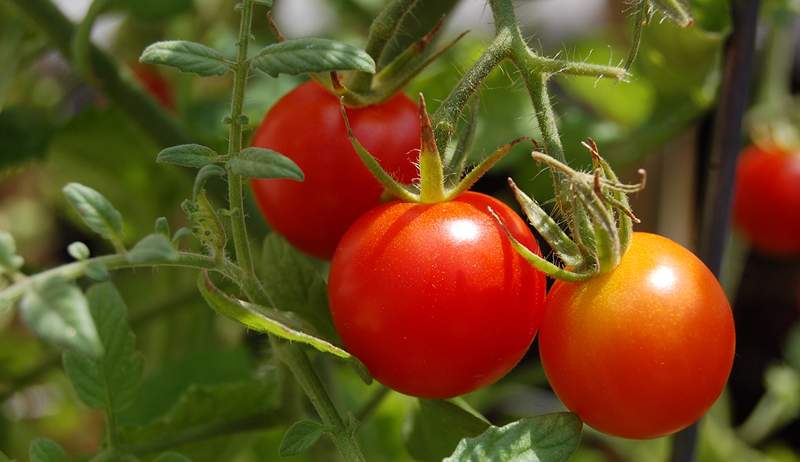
[
  {"left": 540, "top": 232, "right": 735, "bottom": 439},
  {"left": 328, "top": 192, "right": 547, "bottom": 398},
  {"left": 733, "top": 145, "right": 800, "bottom": 256},
  {"left": 250, "top": 81, "right": 419, "bottom": 259},
  {"left": 131, "top": 64, "right": 175, "bottom": 110}
]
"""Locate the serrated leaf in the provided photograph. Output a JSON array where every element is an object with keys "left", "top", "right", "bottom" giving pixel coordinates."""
[
  {"left": 29, "top": 438, "right": 70, "bottom": 462},
  {"left": 121, "top": 379, "right": 279, "bottom": 443},
  {"left": 198, "top": 271, "right": 350, "bottom": 359},
  {"left": 250, "top": 38, "right": 375, "bottom": 77},
  {"left": 67, "top": 241, "right": 90, "bottom": 260},
  {"left": 444, "top": 413, "right": 582, "bottom": 462},
  {"left": 127, "top": 234, "right": 178, "bottom": 264},
  {"left": 229, "top": 147, "right": 303, "bottom": 180},
  {"left": 153, "top": 452, "right": 192, "bottom": 462},
  {"left": 20, "top": 277, "right": 102, "bottom": 357},
  {"left": 140, "top": 41, "right": 230, "bottom": 76},
  {"left": 63, "top": 183, "right": 123, "bottom": 243},
  {"left": 156, "top": 144, "right": 217, "bottom": 169},
  {"left": 407, "top": 399, "right": 490, "bottom": 462},
  {"left": 63, "top": 283, "right": 144, "bottom": 414},
  {"left": 280, "top": 420, "right": 328, "bottom": 456},
  {"left": 260, "top": 234, "right": 337, "bottom": 340}
]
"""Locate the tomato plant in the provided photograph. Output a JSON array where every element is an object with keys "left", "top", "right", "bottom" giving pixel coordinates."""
[
  {"left": 538, "top": 232, "right": 736, "bottom": 439},
  {"left": 328, "top": 191, "right": 546, "bottom": 398},
  {"left": 733, "top": 144, "right": 800, "bottom": 256},
  {"left": 250, "top": 81, "right": 419, "bottom": 259}
]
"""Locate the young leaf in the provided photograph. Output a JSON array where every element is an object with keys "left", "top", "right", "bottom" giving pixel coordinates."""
[
  {"left": 228, "top": 147, "right": 303, "bottom": 181},
  {"left": 182, "top": 191, "right": 226, "bottom": 258},
  {"left": 154, "top": 216, "right": 170, "bottom": 237},
  {"left": 153, "top": 453, "right": 192, "bottom": 462},
  {"left": 406, "top": 399, "right": 490, "bottom": 462},
  {"left": 0, "top": 230, "right": 23, "bottom": 272},
  {"left": 85, "top": 261, "right": 110, "bottom": 282},
  {"left": 140, "top": 41, "right": 230, "bottom": 76},
  {"left": 63, "top": 183, "right": 123, "bottom": 244},
  {"left": 444, "top": 413, "right": 582, "bottom": 462},
  {"left": 67, "top": 241, "right": 90, "bottom": 260},
  {"left": 156, "top": 144, "right": 217, "bottom": 169},
  {"left": 127, "top": 234, "right": 179, "bottom": 264},
  {"left": 20, "top": 277, "right": 102, "bottom": 357},
  {"left": 250, "top": 38, "right": 375, "bottom": 77},
  {"left": 279, "top": 420, "right": 329, "bottom": 457},
  {"left": 63, "top": 283, "right": 144, "bottom": 414},
  {"left": 192, "top": 164, "right": 226, "bottom": 199},
  {"left": 198, "top": 271, "right": 350, "bottom": 359},
  {"left": 29, "top": 438, "right": 70, "bottom": 462}
]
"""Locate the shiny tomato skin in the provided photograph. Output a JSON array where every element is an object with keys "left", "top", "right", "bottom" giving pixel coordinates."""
[
  {"left": 131, "top": 64, "right": 175, "bottom": 110},
  {"left": 540, "top": 232, "right": 735, "bottom": 439},
  {"left": 328, "top": 192, "right": 547, "bottom": 398},
  {"left": 250, "top": 81, "right": 419, "bottom": 259},
  {"left": 733, "top": 145, "right": 800, "bottom": 256}
]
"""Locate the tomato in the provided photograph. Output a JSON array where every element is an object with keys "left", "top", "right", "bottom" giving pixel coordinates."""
[
  {"left": 733, "top": 145, "right": 800, "bottom": 256},
  {"left": 539, "top": 232, "right": 735, "bottom": 439},
  {"left": 131, "top": 64, "right": 175, "bottom": 110},
  {"left": 328, "top": 191, "right": 547, "bottom": 398},
  {"left": 250, "top": 81, "right": 419, "bottom": 259}
]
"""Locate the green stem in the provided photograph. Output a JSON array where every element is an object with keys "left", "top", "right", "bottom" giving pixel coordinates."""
[
  {"left": 755, "top": 16, "right": 797, "bottom": 107},
  {"left": 5, "top": 0, "right": 191, "bottom": 147}
]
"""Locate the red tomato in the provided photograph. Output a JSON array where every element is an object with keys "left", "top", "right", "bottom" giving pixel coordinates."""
[
  {"left": 540, "top": 232, "right": 735, "bottom": 439},
  {"left": 250, "top": 81, "right": 419, "bottom": 259},
  {"left": 328, "top": 192, "right": 547, "bottom": 398},
  {"left": 733, "top": 145, "right": 800, "bottom": 256},
  {"left": 131, "top": 64, "right": 175, "bottom": 110}
]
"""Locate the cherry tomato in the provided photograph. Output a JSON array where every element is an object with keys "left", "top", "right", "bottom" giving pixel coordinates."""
[
  {"left": 250, "top": 81, "right": 419, "bottom": 259},
  {"left": 539, "top": 232, "right": 735, "bottom": 439},
  {"left": 733, "top": 145, "right": 800, "bottom": 256},
  {"left": 328, "top": 192, "right": 547, "bottom": 398},
  {"left": 131, "top": 64, "right": 175, "bottom": 110}
]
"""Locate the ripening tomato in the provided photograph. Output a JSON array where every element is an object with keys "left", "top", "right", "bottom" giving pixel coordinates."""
[
  {"left": 328, "top": 192, "right": 547, "bottom": 398},
  {"left": 250, "top": 81, "right": 419, "bottom": 259},
  {"left": 131, "top": 64, "right": 175, "bottom": 110},
  {"left": 540, "top": 232, "right": 735, "bottom": 439},
  {"left": 733, "top": 145, "right": 800, "bottom": 256}
]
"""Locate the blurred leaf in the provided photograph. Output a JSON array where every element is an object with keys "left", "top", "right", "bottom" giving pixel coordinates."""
[
  {"left": 141, "top": 41, "right": 230, "bottom": 76},
  {"left": 738, "top": 365, "right": 800, "bottom": 445},
  {"left": 444, "top": 412, "right": 582, "bottom": 462},
  {"left": 20, "top": 277, "right": 102, "bottom": 357},
  {"left": 29, "top": 438, "right": 70, "bottom": 462},
  {"left": 121, "top": 0, "right": 193, "bottom": 20},
  {"left": 260, "top": 233, "right": 337, "bottom": 339},
  {"left": 67, "top": 241, "right": 90, "bottom": 260},
  {"left": 279, "top": 420, "right": 329, "bottom": 457},
  {"left": 63, "top": 183, "right": 124, "bottom": 244},
  {"left": 0, "top": 231, "right": 23, "bottom": 272},
  {"left": 153, "top": 452, "right": 192, "bottom": 462},
  {"left": 127, "top": 234, "right": 179, "bottom": 264},
  {"left": 250, "top": 38, "right": 375, "bottom": 77},
  {"left": 785, "top": 324, "right": 800, "bottom": 370},
  {"left": 63, "top": 283, "right": 144, "bottom": 413},
  {"left": 406, "top": 399, "right": 490, "bottom": 462},
  {"left": 229, "top": 147, "right": 303, "bottom": 181},
  {"left": 157, "top": 144, "right": 217, "bottom": 169},
  {"left": 155, "top": 216, "right": 171, "bottom": 237},
  {"left": 377, "top": 0, "right": 460, "bottom": 67},
  {"left": 0, "top": 106, "right": 53, "bottom": 172},
  {"left": 86, "top": 261, "right": 110, "bottom": 282}
]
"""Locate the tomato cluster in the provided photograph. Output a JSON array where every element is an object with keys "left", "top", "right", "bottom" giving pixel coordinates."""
[{"left": 251, "top": 83, "right": 736, "bottom": 439}]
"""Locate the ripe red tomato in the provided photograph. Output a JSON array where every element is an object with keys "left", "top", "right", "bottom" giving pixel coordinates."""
[
  {"left": 328, "top": 192, "right": 547, "bottom": 398},
  {"left": 539, "top": 232, "right": 735, "bottom": 439},
  {"left": 131, "top": 64, "right": 175, "bottom": 110},
  {"left": 733, "top": 145, "right": 800, "bottom": 256},
  {"left": 250, "top": 81, "right": 419, "bottom": 259}
]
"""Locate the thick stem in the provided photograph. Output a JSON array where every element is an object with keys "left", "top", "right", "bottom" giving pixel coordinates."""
[{"left": 5, "top": 0, "right": 191, "bottom": 147}]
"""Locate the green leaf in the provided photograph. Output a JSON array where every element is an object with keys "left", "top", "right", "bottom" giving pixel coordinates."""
[
  {"left": 157, "top": 144, "right": 217, "bottom": 169},
  {"left": 122, "top": 379, "right": 279, "bottom": 443},
  {"left": 197, "top": 271, "right": 350, "bottom": 359},
  {"left": 67, "top": 241, "right": 90, "bottom": 260},
  {"left": 260, "top": 234, "right": 337, "bottom": 340},
  {"left": 229, "top": 147, "right": 303, "bottom": 181},
  {"left": 250, "top": 38, "right": 375, "bottom": 77},
  {"left": 85, "top": 261, "right": 110, "bottom": 282},
  {"left": 279, "top": 420, "right": 328, "bottom": 457},
  {"left": 62, "top": 183, "right": 123, "bottom": 243},
  {"left": 29, "top": 438, "right": 70, "bottom": 462},
  {"left": 63, "top": 283, "right": 144, "bottom": 413},
  {"left": 20, "top": 277, "right": 102, "bottom": 357},
  {"left": 406, "top": 399, "right": 490, "bottom": 462},
  {"left": 154, "top": 217, "right": 171, "bottom": 237},
  {"left": 181, "top": 191, "right": 226, "bottom": 258},
  {"left": 444, "top": 413, "right": 582, "bottom": 462},
  {"left": 127, "top": 234, "right": 179, "bottom": 264},
  {"left": 192, "top": 164, "right": 226, "bottom": 199},
  {"left": 0, "top": 230, "right": 23, "bottom": 272},
  {"left": 140, "top": 41, "right": 230, "bottom": 76},
  {"left": 785, "top": 324, "right": 800, "bottom": 370},
  {"left": 153, "top": 452, "right": 192, "bottom": 462}
]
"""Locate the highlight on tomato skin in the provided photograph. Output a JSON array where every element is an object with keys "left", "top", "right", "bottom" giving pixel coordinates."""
[
  {"left": 328, "top": 191, "right": 547, "bottom": 399},
  {"left": 733, "top": 144, "right": 800, "bottom": 256},
  {"left": 539, "top": 232, "right": 736, "bottom": 439},
  {"left": 250, "top": 80, "right": 420, "bottom": 260}
]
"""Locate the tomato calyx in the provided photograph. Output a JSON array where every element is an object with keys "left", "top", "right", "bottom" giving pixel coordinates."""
[
  {"left": 495, "top": 140, "right": 647, "bottom": 281},
  {"left": 340, "top": 93, "right": 532, "bottom": 204}
]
